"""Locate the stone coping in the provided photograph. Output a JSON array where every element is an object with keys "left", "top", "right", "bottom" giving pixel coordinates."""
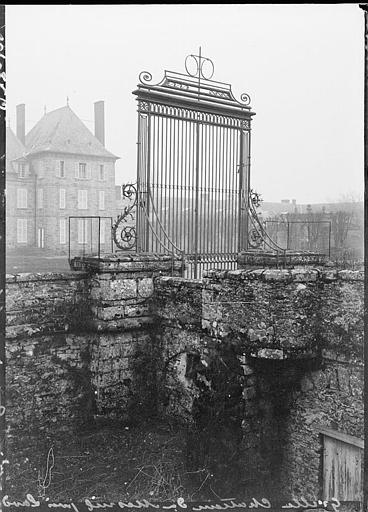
[
  {"left": 82, "top": 252, "right": 183, "bottom": 262},
  {"left": 6, "top": 271, "right": 88, "bottom": 284},
  {"left": 204, "top": 268, "right": 364, "bottom": 282},
  {"left": 153, "top": 269, "right": 364, "bottom": 285},
  {"left": 238, "top": 250, "right": 328, "bottom": 268},
  {"left": 70, "top": 252, "right": 185, "bottom": 272},
  {"left": 155, "top": 276, "right": 203, "bottom": 288}
]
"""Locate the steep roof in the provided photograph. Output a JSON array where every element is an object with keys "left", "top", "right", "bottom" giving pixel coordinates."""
[
  {"left": 25, "top": 105, "right": 118, "bottom": 159},
  {"left": 6, "top": 126, "right": 27, "bottom": 167}
]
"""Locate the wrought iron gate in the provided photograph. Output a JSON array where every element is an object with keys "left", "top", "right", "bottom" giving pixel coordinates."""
[{"left": 117, "top": 52, "right": 255, "bottom": 278}]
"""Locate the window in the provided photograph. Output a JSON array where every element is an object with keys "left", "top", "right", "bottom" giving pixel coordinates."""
[
  {"left": 76, "top": 163, "right": 87, "bottom": 179},
  {"left": 99, "top": 191, "right": 105, "bottom": 210},
  {"left": 17, "top": 219, "right": 27, "bottom": 243},
  {"left": 77, "top": 190, "right": 88, "bottom": 210},
  {"left": 59, "top": 219, "right": 66, "bottom": 245},
  {"left": 99, "top": 218, "right": 106, "bottom": 244},
  {"left": 99, "top": 165, "right": 105, "bottom": 181},
  {"left": 59, "top": 161, "right": 65, "bottom": 178},
  {"left": 59, "top": 189, "right": 66, "bottom": 209},
  {"left": 78, "top": 219, "right": 88, "bottom": 244},
  {"left": 18, "top": 163, "right": 26, "bottom": 178},
  {"left": 37, "top": 188, "right": 43, "bottom": 209},
  {"left": 17, "top": 188, "right": 27, "bottom": 208}
]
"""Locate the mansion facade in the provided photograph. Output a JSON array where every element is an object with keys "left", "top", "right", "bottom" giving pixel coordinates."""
[{"left": 6, "top": 101, "right": 119, "bottom": 254}]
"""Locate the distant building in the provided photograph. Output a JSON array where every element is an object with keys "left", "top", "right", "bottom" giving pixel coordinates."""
[{"left": 6, "top": 101, "right": 119, "bottom": 253}]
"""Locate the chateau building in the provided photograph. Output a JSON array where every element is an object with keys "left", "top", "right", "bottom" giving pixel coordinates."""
[{"left": 6, "top": 101, "right": 119, "bottom": 253}]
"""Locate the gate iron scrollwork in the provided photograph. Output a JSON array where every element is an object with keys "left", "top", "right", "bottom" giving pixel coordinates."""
[
  {"left": 246, "top": 188, "right": 286, "bottom": 254},
  {"left": 112, "top": 183, "right": 138, "bottom": 250},
  {"left": 247, "top": 189, "right": 265, "bottom": 250},
  {"left": 246, "top": 188, "right": 331, "bottom": 259}
]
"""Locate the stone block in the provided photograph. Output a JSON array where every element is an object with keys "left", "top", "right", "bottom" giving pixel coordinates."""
[
  {"left": 243, "top": 386, "right": 257, "bottom": 400},
  {"left": 263, "top": 270, "right": 291, "bottom": 282},
  {"left": 137, "top": 277, "right": 154, "bottom": 298}
]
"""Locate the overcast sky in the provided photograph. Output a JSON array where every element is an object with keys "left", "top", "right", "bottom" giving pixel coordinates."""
[{"left": 6, "top": 4, "right": 364, "bottom": 204}]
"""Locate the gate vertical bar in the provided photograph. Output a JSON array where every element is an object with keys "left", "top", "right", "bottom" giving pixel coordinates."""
[
  {"left": 237, "top": 129, "right": 244, "bottom": 252},
  {"left": 246, "top": 129, "right": 251, "bottom": 251},
  {"left": 194, "top": 119, "right": 200, "bottom": 279},
  {"left": 136, "top": 112, "right": 142, "bottom": 252},
  {"left": 145, "top": 111, "right": 151, "bottom": 252}
]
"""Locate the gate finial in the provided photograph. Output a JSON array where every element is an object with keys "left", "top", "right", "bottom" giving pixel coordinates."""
[{"left": 185, "top": 48, "right": 214, "bottom": 81}]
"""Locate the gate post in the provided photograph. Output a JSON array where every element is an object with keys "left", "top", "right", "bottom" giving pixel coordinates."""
[{"left": 238, "top": 129, "right": 251, "bottom": 252}]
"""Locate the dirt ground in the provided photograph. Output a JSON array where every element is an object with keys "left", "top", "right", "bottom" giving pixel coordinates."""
[{"left": 6, "top": 419, "right": 227, "bottom": 503}]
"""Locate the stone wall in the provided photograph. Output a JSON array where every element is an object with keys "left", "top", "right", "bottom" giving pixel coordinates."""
[
  {"left": 6, "top": 256, "right": 363, "bottom": 500},
  {"left": 6, "top": 254, "right": 185, "bottom": 444},
  {"left": 154, "top": 268, "right": 364, "bottom": 499},
  {"left": 6, "top": 271, "right": 92, "bottom": 441}
]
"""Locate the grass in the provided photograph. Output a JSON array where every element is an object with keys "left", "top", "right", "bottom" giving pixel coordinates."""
[{"left": 6, "top": 419, "right": 220, "bottom": 503}]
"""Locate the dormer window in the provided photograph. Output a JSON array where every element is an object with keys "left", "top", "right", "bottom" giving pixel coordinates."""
[{"left": 18, "top": 163, "right": 26, "bottom": 178}]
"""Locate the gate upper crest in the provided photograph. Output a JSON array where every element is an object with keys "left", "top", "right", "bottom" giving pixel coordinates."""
[{"left": 135, "top": 51, "right": 254, "bottom": 115}]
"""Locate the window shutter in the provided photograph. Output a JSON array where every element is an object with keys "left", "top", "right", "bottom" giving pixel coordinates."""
[
  {"left": 75, "top": 162, "right": 79, "bottom": 178},
  {"left": 17, "top": 188, "right": 27, "bottom": 208},
  {"left": 99, "top": 218, "right": 106, "bottom": 244},
  {"left": 38, "top": 189, "right": 43, "bottom": 208},
  {"left": 99, "top": 191, "right": 105, "bottom": 210},
  {"left": 60, "top": 189, "right": 66, "bottom": 209},
  {"left": 17, "top": 219, "right": 27, "bottom": 243},
  {"left": 60, "top": 219, "right": 66, "bottom": 244},
  {"left": 78, "top": 219, "right": 83, "bottom": 243}
]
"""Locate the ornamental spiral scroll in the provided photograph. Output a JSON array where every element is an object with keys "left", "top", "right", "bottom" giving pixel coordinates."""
[
  {"left": 248, "top": 189, "right": 264, "bottom": 249},
  {"left": 250, "top": 189, "right": 262, "bottom": 209},
  {"left": 239, "top": 93, "right": 251, "bottom": 106},
  {"left": 112, "top": 183, "right": 138, "bottom": 250},
  {"left": 248, "top": 228, "right": 264, "bottom": 249},
  {"left": 139, "top": 71, "right": 153, "bottom": 85}
]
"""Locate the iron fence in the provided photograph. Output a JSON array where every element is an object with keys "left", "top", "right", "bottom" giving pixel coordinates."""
[
  {"left": 263, "top": 219, "right": 331, "bottom": 257},
  {"left": 68, "top": 216, "right": 114, "bottom": 265}
]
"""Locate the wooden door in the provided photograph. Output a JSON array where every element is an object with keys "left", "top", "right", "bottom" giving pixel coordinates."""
[{"left": 322, "top": 431, "right": 363, "bottom": 501}]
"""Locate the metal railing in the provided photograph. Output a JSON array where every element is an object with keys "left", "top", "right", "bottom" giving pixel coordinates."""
[
  {"left": 263, "top": 219, "right": 331, "bottom": 257},
  {"left": 68, "top": 216, "right": 114, "bottom": 265}
]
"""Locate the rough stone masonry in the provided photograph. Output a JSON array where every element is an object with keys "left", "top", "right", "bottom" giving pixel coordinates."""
[
  {"left": 153, "top": 267, "right": 363, "bottom": 499},
  {"left": 6, "top": 255, "right": 363, "bottom": 500}
]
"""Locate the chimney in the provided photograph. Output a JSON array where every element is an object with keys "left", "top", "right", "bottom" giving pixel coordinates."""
[
  {"left": 94, "top": 100, "right": 105, "bottom": 146},
  {"left": 16, "top": 103, "right": 26, "bottom": 145}
]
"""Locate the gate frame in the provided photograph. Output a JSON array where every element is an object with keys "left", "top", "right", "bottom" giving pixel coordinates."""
[{"left": 131, "top": 51, "right": 256, "bottom": 278}]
